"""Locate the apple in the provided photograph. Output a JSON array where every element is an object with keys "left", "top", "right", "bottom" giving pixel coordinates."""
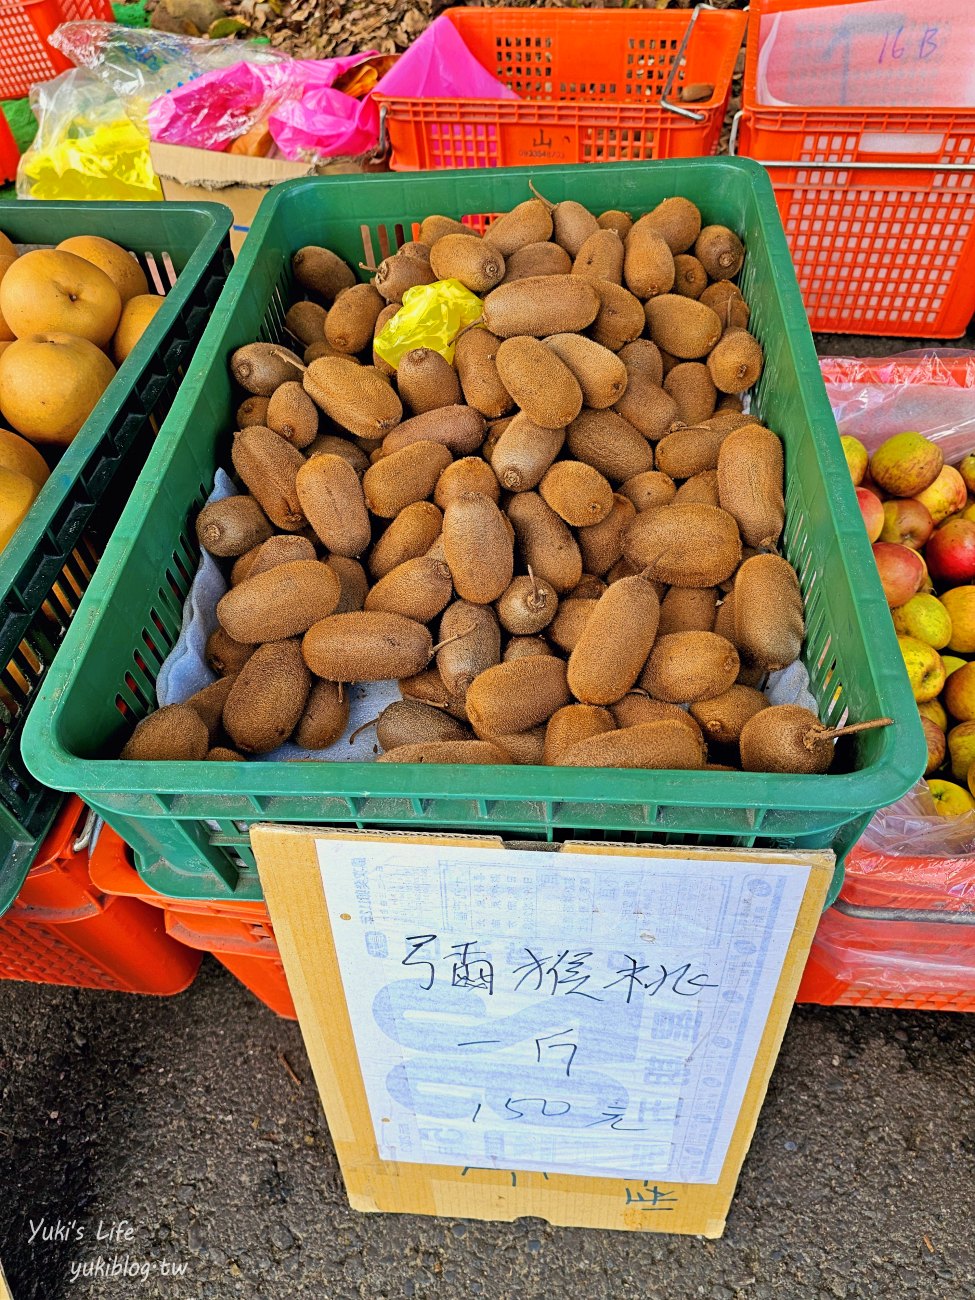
[
  {"left": 914, "top": 465, "right": 968, "bottom": 524},
  {"left": 921, "top": 716, "right": 947, "bottom": 775},
  {"left": 959, "top": 453, "right": 975, "bottom": 494},
  {"left": 941, "top": 586, "right": 975, "bottom": 653},
  {"left": 928, "top": 778, "right": 975, "bottom": 816},
  {"left": 926, "top": 518, "right": 975, "bottom": 585},
  {"left": 869, "top": 431, "right": 942, "bottom": 497},
  {"left": 841, "top": 435, "right": 868, "bottom": 485},
  {"left": 945, "top": 661, "right": 975, "bottom": 720},
  {"left": 947, "top": 720, "right": 975, "bottom": 781},
  {"left": 891, "top": 593, "right": 952, "bottom": 649},
  {"left": 879, "top": 497, "right": 934, "bottom": 549},
  {"left": 897, "top": 635, "right": 946, "bottom": 702},
  {"left": 919, "top": 698, "right": 949, "bottom": 730},
  {"left": 872, "top": 541, "right": 926, "bottom": 607},
  {"left": 962, "top": 503, "right": 975, "bottom": 524},
  {"left": 944, "top": 655, "right": 967, "bottom": 677},
  {"left": 856, "top": 487, "right": 884, "bottom": 541}
]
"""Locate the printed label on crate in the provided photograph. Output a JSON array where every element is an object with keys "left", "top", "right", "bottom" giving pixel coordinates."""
[{"left": 315, "top": 839, "right": 810, "bottom": 1184}]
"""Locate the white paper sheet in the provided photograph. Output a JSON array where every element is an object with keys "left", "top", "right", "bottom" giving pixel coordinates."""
[{"left": 316, "top": 840, "right": 810, "bottom": 1184}]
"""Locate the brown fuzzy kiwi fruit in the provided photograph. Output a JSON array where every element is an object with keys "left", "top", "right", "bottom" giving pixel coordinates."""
[
  {"left": 694, "top": 225, "right": 745, "bottom": 280},
  {"left": 504, "top": 636, "right": 554, "bottom": 661},
  {"left": 717, "top": 424, "right": 785, "bottom": 549},
  {"left": 572, "top": 229, "right": 624, "bottom": 284},
  {"left": 303, "top": 355, "right": 402, "bottom": 439},
  {"left": 655, "top": 426, "right": 729, "bottom": 479},
  {"left": 707, "top": 329, "right": 764, "bottom": 395},
  {"left": 645, "top": 296, "right": 723, "bottom": 360},
  {"left": 657, "top": 586, "right": 717, "bottom": 637},
  {"left": 466, "top": 656, "right": 571, "bottom": 735},
  {"left": 292, "top": 246, "right": 356, "bottom": 302},
  {"left": 327, "top": 555, "right": 369, "bottom": 613},
  {"left": 377, "top": 740, "right": 509, "bottom": 765},
  {"left": 623, "top": 503, "right": 742, "bottom": 587},
  {"left": 704, "top": 409, "right": 757, "bottom": 433},
  {"left": 365, "top": 556, "right": 454, "bottom": 622},
  {"left": 700, "top": 281, "right": 750, "bottom": 331},
  {"left": 362, "top": 441, "right": 452, "bottom": 518},
  {"left": 496, "top": 571, "right": 558, "bottom": 635},
  {"left": 618, "top": 339, "right": 664, "bottom": 386},
  {"left": 664, "top": 362, "right": 717, "bottom": 426},
  {"left": 485, "top": 727, "right": 545, "bottom": 765},
  {"left": 484, "top": 200, "right": 553, "bottom": 255},
  {"left": 490, "top": 413, "right": 564, "bottom": 493},
  {"left": 674, "top": 470, "right": 720, "bottom": 508},
  {"left": 524, "top": 184, "right": 599, "bottom": 257},
  {"left": 231, "top": 546, "right": 262, "bottom": 586},
  {"left": 587, "top": 281, "right": 645, "bottom": 352},
  {"left": 543, "top": 704, "right": 615, "bottom": 764},
  {"left": 400, "top": 667, "right": 469, "bottom": 721},
  {"left": 623, "top": 225, "right": 676, "bottom": 299},
  {"left": 325, "top": 283, "right": 385, "bottom": 355},
  {"left": 506, "top": 491, "right": 583, "bottom": 594},
  {"left": 196, "top": 495, "right": 272, "bottom": 558},
  {"left": 284, "top": 300, "right": 329, "bottom": 348},
  {"left": 547, "top": 598, "right": 597, "bottom": 653},
  {"left": 495, "top": 336, "right": 583, "bottom": 428},
  {"left": 607, "top": 558, "right": 643, "bottom": 586},
  {"left": 376, "top": 699, "right": 472, "bottom": 751},
  {"left": 398, "top": 241, "right": 432, "bottom": 263},
  {"left": 381, "top": 406, "right": 486, "bottom": 457},
  {"left": 369, "top": 501, "right": 442, "bottom": 578},
  {"left": 482, "top": 276, "right": 600, "bottom": 338},
  {"left": 635, "top": 197, "right": 702, "bottom": 254},
  {"left": 429, "top": 234, "right": 505, "bottom": 293},
  {"left": 717, "top": 394, "right": 744, "bottom": 412},
  {"left": 568, "top": 575, "right": 661, "bottom": 705},
  {"left": 610, "top": 695, "right": 702, "bottom": 738},
  {"left": 544, "top": 334, "right": 627, "bottom": 409},
  {"left": 217, "top": 560, "right": 340, "bottom": 644},
  {"left": 501, "top": 242, "right": 573, "bottom": 283},
  {"left": 266, "top": 381, "right": 319, "bottom": 449},
  {"left": 306, "top": 433, "right": 370, "bottom": 474},
  {"left": 396, "top": 348, "right": 463, "bottom": 414},
  {"left": 442, "top": 492, "right": 513, "bottom": 604},
  {"left": 619, "top": 471, "right": 676, "bottom": 511},
  {"left": 232, "top": 427, "right": 307, "bottom": 532},
  {"left": 295, "top": 454, "right": 371, "bottom": 557},
  {"left": 207, "top": 747, "right": 244, "bottom": 762},
  {"left": 712, "top": 591, "right": 737, "bottom": 646},
  {"left": 733, "top": 554, "right": 804, "bottom": 672},
  {"left": 121, "top": 704, "right": 209, "bottom": 761},
  {"left": 453, "top": 328, "right": 513, "bottom": 419},
  {"left": 613, "top": 375, "right": 680, "bottom": 441},
  {"left": 673, "top": 254, "right": 708, "bottom": 300},
  {"left": 206, "top": 627, "right": 254, "bottom": 675},
  {"left": 739, "top": 704, "right": 836, "bottom": 775},
  {"left": 482, "top": 416, "right": 511, "bottom": 461},
  {"left": 247, "top": 535, "right": 317, "bottom": 578},
  {"left": 373, "top": 251, "right": 435, "bottom": 303},
  {"left": 237, "top": 395, "right": 270, "bottom": 429},
  {"left": 577, "top": 493, "right": 636, "bottom": 576},
  {"left": 231, "top": 343, "right": 304, "bottom": 396},
  {"left": 372, "top": 303, "right": 400, "bottom": 377},
  {"left": 597, "top": 209, "right": 633, "bottom": 239},
  {"left": 566, "top": 409, "right": 653, "bottom": 483},
  {"left": 223, "top": 639, "right": 310, "bottom": 754},
  {"left": 419, "top": 215, "right": 478, "bottom": 245},
  {"left": 435, "top": 457, "right": 499, "bottom": 509},
  {"left": 305, "top": 340, "right": 345, "bottom": 365},
  {"left": 437, "top": 600, "right": 502, "bottom": 696},
  {"left": 570, "top": 575, "right": 608, "bottom": 600},
  {"left": 556, "top": 719, "right": 706, "bottom": 770},
  {"left": 294, "top": 679, "right": 350, "bottom": 749},
  {"left": 539, "top": 460, "right": 613, "bottom": 528},
  {"left": 641, "top": 631, "right": 740, "bottom": 704},
  {"left": 303, "top": 611, "right": 433, "bottom": 682},
  {"left": 690, "top": 684, "right": 768, "bottom": 747}
]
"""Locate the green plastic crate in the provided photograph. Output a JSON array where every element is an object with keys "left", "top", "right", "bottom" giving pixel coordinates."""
[
  {"left": 0, "top": 201, "right": 233, "bottom": 915},
  {"left": 21, "top": 161, "right": 925, "bottom": 904}
]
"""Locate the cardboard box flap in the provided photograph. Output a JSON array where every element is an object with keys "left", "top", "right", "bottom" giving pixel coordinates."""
[{"left": 150, "top": 141, "right": 316, "bottom": 191}]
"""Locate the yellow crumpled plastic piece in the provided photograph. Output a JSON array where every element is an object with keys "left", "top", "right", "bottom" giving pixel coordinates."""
[
  {"left": 19, "top": 116, "right": 163, "bottom": 202},
  {"left": 373, "top": 279, "right": 484, "bottom": 369}
]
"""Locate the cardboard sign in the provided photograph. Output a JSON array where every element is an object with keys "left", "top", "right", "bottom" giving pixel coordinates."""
[{"left": 253, "top": 827, "right": 832, "bottom": 1236}]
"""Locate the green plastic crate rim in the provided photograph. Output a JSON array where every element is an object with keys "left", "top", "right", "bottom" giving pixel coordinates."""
[
  {"left": 0, "top": 200, "right": 233, "bottom": 916},
  {"left": 21, "top": 160, "right": 926, "bottom": 905}
]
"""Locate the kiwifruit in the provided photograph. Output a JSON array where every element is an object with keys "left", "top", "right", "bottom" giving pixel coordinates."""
[
  {"left": 613, "top": 375, "right": 680, "bottom": 440},
  {"left": 733, "top": 554, "right": 804, "bottom": 672},
  {"left": 495, "top": 337, "right": 583, "bottom": 428},
  {"left": 577, "top": 493, "right": 636, "bottom": 575},
  {"left": 623, "top": 503, "right": 742, "bottom": 587},
  {"left": 664, "top": 362, "right": 717, "bottom": 426},
  {"left": 526, "top": 184, "right": 600, "bottom": 257},
  {"left": 121, "top": 704, "right": 209, "bottom": 761},
  {"left": 712, "top": 591, "right": 736, "bottom": 646},
  {"left": 618, "top": 338, "right": 664, "bottom": 386},
  {"left": 266, "top": 381, "right": 319, "bottom": 449},
  {"left": 573, "top": 229, "right": 624, "bottom": 284},
  {"left": 588, "top": 281, "right": 645, "bottom": 352},
  {"left": 484, "top": 199, "right": 553, "bottom": 255},
  {"left": 248, "top": 535, "right": 317, "bottom": 578},
  {"left": 544, "top": 334, "right": 627, "bottom": 409},
  {"left": 607, "top": 557, "right": 642, "bottom": 586},
  {"left": 429, "top": 234, "right": 505, "bottom": 293},
  {"left": 566, "top": 409, "right": 653, "bottom": 483},
  {"left": 400, "top": 666, "right": 469, "bottom": 720},
  {"left": 739, "top": 704, "right": 836, "bottom": 775},
  {"left": 294, "top": 679, "right": 349, "bottom": 749},
  {"left": 325, "top": 283, "right": 385, "bottom": 355},
  {"left": 206, "top": 627, "right": 253, "bottom": 676},
  {"left": 597, "top": 209, "right": 633, "bottom": 240},
  {"left": 303, "top": 611, "right": 433, "bottom": 681},
  {"left": 717, "top": 394, "right": 744, "bottom": 413},
  {"left": 285, "top": 300, "right": 329, "bottom": 347},
  {"left": 185, "top": 674, "right": 235, "bottom": 738},
  {"left": 707, "top": 329, "right": 764, "bottom": 394},
  {"left": 396, "top": 348, "right": 463, "bottom": 414},
  {"left": 425, "top": 529, "right": 444, "bottom": 562},
  {"left": 223, "top": 639, "right": 310, "bottom": 754},
  {"left": 674, "top": 469, "right": 720, "bottom": 508},
  {"left": 496, "top": 571, "right": 558, "bottom": 635},
  {"left": 506, "top": 491, "right": 583, "bottom": 593},
  {"left": 453, "top": 327, "right": 513, "bottom": 419},
  {"left": 655, "top": 426, "right": 729, "bottom": 479},
  {"left": 569, "top": 575, "right": 608, "bottom": 600},
  {"left": 305, "top": 340, "right": 345, "bottom": 364},
  {"left": 434, "top": 457, "right": 499, "bottom": 509},
  {"left": 231, "top": 545, "right": 261, "bottom": 586},
  {"left": 196, "top": 495, "right": 272, "bottom": 557},
  {"left": 292, "top": 246, "right": 356, "bottom": 302},
  {"left": 542, "top": 704, "right": 615, "bottom": 764},
  {"left": 490, "top": 413, "right": 564, "bottom": 493},
  {"left": 694, "top": 225, "right": 745, "bottom": 280},
  {"left": 657, "top": 586, "right": 717, "bottom": 637},
  {"left": 641, "top": 631, "right": 740, "bottom": 704},
  {"left": 237, "top": 395, "right": 270, "bottom": 428},
  {"left": 437, "top": 599, "right": 501, "bottom": 695},
  {"left": 539, "top": 461, "right": 613, "bottom": 528},
  {"left": 365, "top": 556, "right": 454, "bottom": 622},
  {"left": 306, "top": 433, "right": 370, "bottom": 474},
  {"left": 303, "top": 355, "right": 402, "bottom": 439},
  {"left": 659, "top": 348, "right": 680, "bottom": 378},
  {"left": 700, "top": 281, "right": 750, "bottom": 331},
  {"left": 482, "top": 276, "right": 600, "bottom": 338},
  {"left": 556, "top": 719, "right": 706, "bottom": 770},
  {"left": 376, "top": 699, "right": 472, "bottom": 751},
  {"left": 377, "top": 740, "right": 509, "bottom": 765},
  {"left": 623, "top": 225, "right": 676, "bottom": 299},
  {"left": 327, "top": 555, "right": 369, "bottom": 613},
  {"left": 645, "top": 296, "right": 723, "bottom": 360},
  {"left": 690, "top": 684, "right": 768, "bottom": 747},
  {"left": 232, "top": 427, "right": 307, "bottom": 532},
  {"left": 372, "top": 303, "right": 400, "bottom": 377},
  {"left": 369, "top": 501, "right": 442, "bottom": 578},
  {"left": 466, "top": 656, "right": 570, "bottom": 735},
  {"left": 485, "top": 726, "right": 545, "bottom": 765},
  {"left": 501, "top": 241, "right": 573, "bottom": 283},
  {"left": 717, "top": 424, "right": 785, "bottom": 548},
  {"left": 362, "top": 441, "right": 452, "bottom": 518},
  {"left": 381, "top": 406, "right": 486, "bottom": 458},
  {"left": 294, "top": 454, "right": 370, "bottom": 557},
  {"left": 611, "top": 695, "right": 703, "bottom": 739},
  {"left": 231, "top": 343, "right": 304, "bottom": 396},
  {"left": 704, "top": 409, "right": 757, "bottom": 433},
  {"left": 634, "top": 196, "right": 702, "bottom": 254},
  {"left": 619, "top": 471, "right": 676, "bottom": 511},
  {"left": 373, "top": 251, "right": 436, "bottom": 303},
  {"left": 217, "top": 559, "right": 340, "bottom": 644},
  {"left": 482, "top": 417, "right": 511, "bottom": 460},
  {"left": 672, "top": 254, "right": 708, "bottom": 300},
  {"left": 504, "top": 636, "right": 554, "bottom": 661},
  {"left": 400, "top": 240, "right": 432, "bottom": 262},
  {"left": 547, "top": 598, "right": 596, "bottom": 653},
  {"left": 568, "top": 575, "right": 661, "bottom": 705},
  {"left": 207, "top": 747, "right": 244, "bottom": 762},
  {"left": 442, "top": 491, "right": 513, "bottom": 604},
  {"left": 418, "top": 215, "right": 478, "bottom": 245}
]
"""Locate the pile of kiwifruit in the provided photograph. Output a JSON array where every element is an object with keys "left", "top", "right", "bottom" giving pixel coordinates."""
[{"left": 120, "top": 187, "right": 842, "bottom": 776}]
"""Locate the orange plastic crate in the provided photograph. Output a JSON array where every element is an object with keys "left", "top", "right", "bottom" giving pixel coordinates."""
[
  {"left": 734, "top": 0, "right": 975, "bottom": 337},
  {"left": 0, "top": 112, "right": 17, "bottom": 186},
  {"left": 0, "top": 797, "right": 201, "bottom": 994},
  {"left": 376, "top": 7, "right": 746, "bottom": 171},
  {"left": 0, "top": 0, "right": 114, "bottom": 100}
]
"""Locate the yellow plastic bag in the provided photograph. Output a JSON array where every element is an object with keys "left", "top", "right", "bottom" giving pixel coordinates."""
[{"left": 373, "top": 279, "right": 483, "bottom": 369}]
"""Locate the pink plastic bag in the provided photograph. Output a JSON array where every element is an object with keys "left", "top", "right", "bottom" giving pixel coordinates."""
[{"left": 372, "top": 15, "right": 520, "bottom": 101}]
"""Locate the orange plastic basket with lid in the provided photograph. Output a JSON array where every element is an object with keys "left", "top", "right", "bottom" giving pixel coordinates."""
[{"left": 0, "top": 0, "right": 114, "bottom": 100}]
